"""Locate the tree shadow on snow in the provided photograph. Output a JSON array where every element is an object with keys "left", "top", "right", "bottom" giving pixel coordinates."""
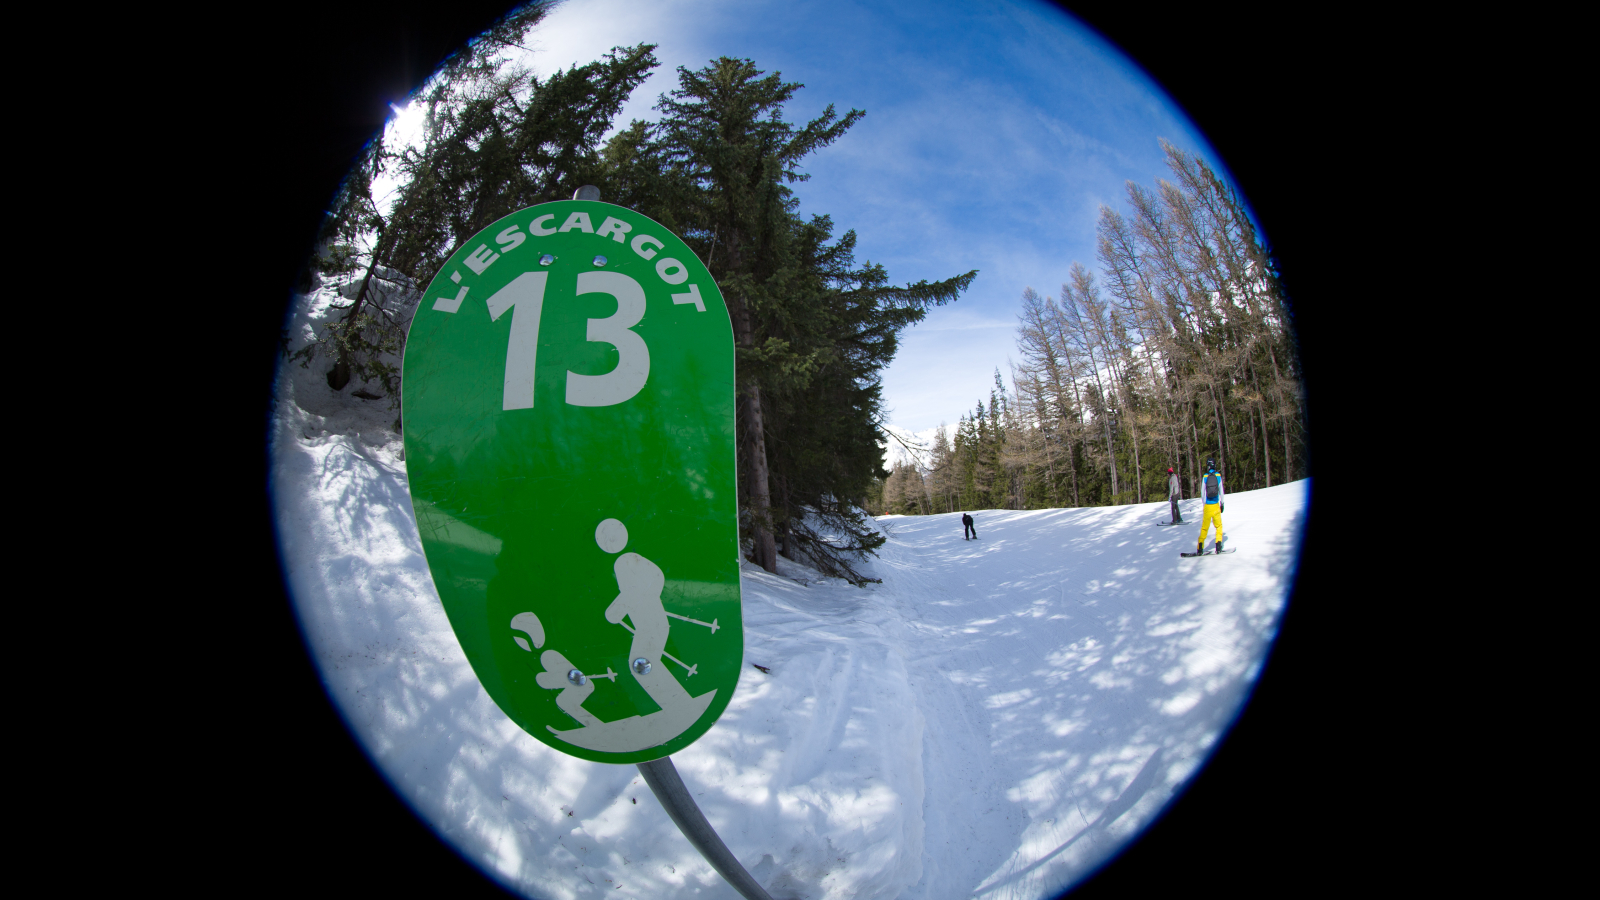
[{"left": 870, "top": 485, "right": 1306, "bottom": 898}]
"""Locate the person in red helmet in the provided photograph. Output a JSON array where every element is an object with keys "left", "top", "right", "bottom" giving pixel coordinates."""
[{"left": 1166, "top": 467, "right": 1183, "bottom": 525}]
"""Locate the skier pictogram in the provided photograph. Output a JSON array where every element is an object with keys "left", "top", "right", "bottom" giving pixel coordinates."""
[{"left": 507, "top": 518, "right": 719, "bottom": 753}]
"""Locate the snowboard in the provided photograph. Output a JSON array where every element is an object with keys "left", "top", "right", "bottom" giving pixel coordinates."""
[
  {"left": 1181, "top": 547, "right": 1236, "bottom": 557},
  {"left": 1156, "top": 521, "right": 1184, "bottom": 527}
]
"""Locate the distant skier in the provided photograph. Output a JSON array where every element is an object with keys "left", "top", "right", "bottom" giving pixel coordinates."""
[
  {"left": 1167, "top": 467, "right": 1184, "bottom": 524},
  {"left": 962, "top": 512, "right": 976, "bottom": 540},
  {"left": 1196, "top": 459, "right": 1225, "bottom": 555}
]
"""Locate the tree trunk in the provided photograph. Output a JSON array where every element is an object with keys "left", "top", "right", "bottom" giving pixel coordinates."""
[
  {"left": 773, "top": 474, "right": 795, "bottom": 558},
  {"left": 1068, "top": 423, "right": 1081, "bottom": 507},
  {"left": 1101, "top": 412, "right": 1118, "bottom": 502},
  {"left": 325, "top": 221, "right": 395, "bottom": 394},
  {"left": 1147, "top": 346, "right": 1181, "bottom": 492},
  {"left": 327, "top": 259, "right": 380, "bottom": 391},
  {"left": 1089, "top": 375, "right": 1118, "bottom": 503},
  {"left": 328, "top": 349, "right": 352, "bottom": 391},
  {"left": 1248, "top": 358, "right": 1270, "bottom": 489},
  {"left": 1190, "top": 409, "right": 1202, "bottom": 491},
  {"left": 1284, "top": 415, "right": 1294, "bottom": 482},
  {"left": 1260, "top": 398, "right": 1273, "bottom": 488},
  {"left": 1041, "top": 421, "right": 1058, "bottom": 508},
  {"left": 1263, "top": 338, "right": 1294, "bottom": 482},
  {"left": 730, "top": 298, "right": 779, "bottom": 573},
  {"left": 1246, "top": 404, "right": 1259, "bottom": 490},
  {"left": 1207, "top": 378, "right": 1227, "bottom": 473},
  {"left": 1120, "top": 367, "right": 1141, "bottom": 504},
  {"left": 1105, "top": 348, "right": 1143, "bottom": 505}
]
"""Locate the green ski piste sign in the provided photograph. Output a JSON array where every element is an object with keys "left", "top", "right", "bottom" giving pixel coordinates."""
[{"left": 402, "top": 199, "right": 739, "bottom": 764}]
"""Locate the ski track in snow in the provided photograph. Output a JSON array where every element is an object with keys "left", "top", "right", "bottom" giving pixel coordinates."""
[{"left": 271, "top": 314, "right": 1305, "bottom": 900}]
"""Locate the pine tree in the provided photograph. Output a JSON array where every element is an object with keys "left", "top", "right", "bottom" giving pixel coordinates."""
[
  {"left": 294, "top": 134, "right": 411, "bottom": 400},
  {"left": 955, "top": 140, "right": 1307, "bottom": 512},
  {"left": 646, "top": 58, "right": 973, "bottom": 579},
  {"left": 926, "top": 424, "right": 958, "bottom": 513},
  {"left": 383, "top": 41, "right": 658, "bottom": 287},
  {"left": 642, "top": 58, "right": 862, "bottom": 573},
  {"left": 291, "top": 2, "right": 656, "bottom": 408},
  {"left": 760, "top": 216, "right": 969, "bottom": 578},
  {"left": 295, "top": 39, "right": 978, "bottom": 583}
]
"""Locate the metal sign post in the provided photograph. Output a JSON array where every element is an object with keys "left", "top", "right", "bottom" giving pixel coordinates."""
[
  {"left": 638, "top": 757, "right": 775, "bottom": 900},
  {"left": 402, "top": 188, "right": 771, "bottom": 896}
]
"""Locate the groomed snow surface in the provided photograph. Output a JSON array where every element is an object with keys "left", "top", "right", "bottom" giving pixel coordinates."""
[{"left": 271, "top": 306, "right": 1306, "bottom": 900}]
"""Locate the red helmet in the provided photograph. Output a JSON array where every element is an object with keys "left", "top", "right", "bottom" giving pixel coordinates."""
[{"left": 1167, "top": 467, "right": 1173, "bottom": 473}]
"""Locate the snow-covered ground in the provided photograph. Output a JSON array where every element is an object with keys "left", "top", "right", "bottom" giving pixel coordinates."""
[{"left": 271, "top": 307, "right": 1306, "bottom": 899}]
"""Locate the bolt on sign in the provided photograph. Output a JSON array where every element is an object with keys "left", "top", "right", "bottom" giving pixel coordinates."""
[{"left": 402, "top": 199, "right": 739, "bottom": 764}]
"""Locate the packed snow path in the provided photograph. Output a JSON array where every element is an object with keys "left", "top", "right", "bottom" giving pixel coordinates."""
[
  {"left": 272, "top": 384, "right": 1304, "bottom": 900},
  {"left": 865, "top": 492, "right": 1304, "bottom": 898}
]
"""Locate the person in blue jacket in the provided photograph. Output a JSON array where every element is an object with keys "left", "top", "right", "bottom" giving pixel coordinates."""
[{"left": 1196, "top": 459, "right": 1225, "bottom": 555}]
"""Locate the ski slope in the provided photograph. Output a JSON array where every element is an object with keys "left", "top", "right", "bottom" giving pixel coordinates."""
[{"left": 271, "top": 354, "right": 1305, "bottom": 900}]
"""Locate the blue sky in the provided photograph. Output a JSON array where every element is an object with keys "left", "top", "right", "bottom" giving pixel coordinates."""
[{"left": 470, "top": 0, "right": 1229, "bottom": 435}]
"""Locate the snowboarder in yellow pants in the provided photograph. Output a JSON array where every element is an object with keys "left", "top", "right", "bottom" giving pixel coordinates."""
[{"left": 1196, "top": 459, "right": 1225, "bottom": 555}]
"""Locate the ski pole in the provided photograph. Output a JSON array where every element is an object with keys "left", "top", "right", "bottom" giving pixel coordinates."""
[
  {"left": 616, "top": 621, "right": 699, "bottom": 676},
  {"left": 667, "top": 611, "right": 720, "bottom": 632}
]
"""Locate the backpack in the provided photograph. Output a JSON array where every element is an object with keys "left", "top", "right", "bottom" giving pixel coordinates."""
[{"left": 1204, "top": 473, "right": 1220, "bottom": 501}]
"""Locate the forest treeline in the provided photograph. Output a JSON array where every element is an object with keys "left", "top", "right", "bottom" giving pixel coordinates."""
[
  {"left": 289, "top": 3, "right": 973, "bottom": 584},
  {"left": 871, "top": 141, "right": 1306, "bottom": 516}
]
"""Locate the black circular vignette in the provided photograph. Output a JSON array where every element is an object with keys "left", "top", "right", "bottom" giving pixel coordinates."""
[
  {"left": 212, "top": 3, "right": 530, "bottom": 897},
  {"left": 197, "top": 1, "right": 1382, "bottom": 896}
]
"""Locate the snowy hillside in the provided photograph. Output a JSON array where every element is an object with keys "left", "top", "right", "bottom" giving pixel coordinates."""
[{"left": 271, "top": 331, "right": 1305, "bottom": 900}]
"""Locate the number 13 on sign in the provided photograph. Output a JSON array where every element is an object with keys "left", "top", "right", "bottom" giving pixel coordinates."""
[{"left": 486, "top": 270, "right": 651, "bottom": 410}]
